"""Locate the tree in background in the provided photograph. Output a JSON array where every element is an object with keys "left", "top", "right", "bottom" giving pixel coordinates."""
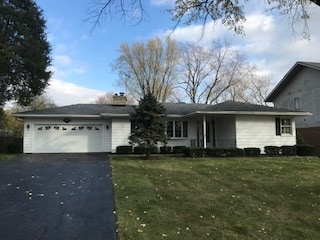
[
  {"left": 94, "top": 92, "right": 136, "bottom": 104},
  {"left": 221, "top": 70, "right": 273, "bottom": 105},
  {"left": 87, "top": 0, "right": 320, "bottom": 39},
  {"left": 112, "top": 37, "right": 179, "bottom": 103},
  {"left": 12, "top": 94, "right": 56, "bottom": 112},
  {"left": 129, "top": 92, "right": 167, "bottom": 159},
  {"left": 2, "top": 95, "right": 56, "bottom": 137},
  {"left": 178, "top": 39, "right": 252, "bottom": 104},
  {"left": 0, "top": 0, "right": 51, "bottom": 107}
]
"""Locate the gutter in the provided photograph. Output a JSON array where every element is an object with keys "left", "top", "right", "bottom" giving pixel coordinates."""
[
  {"left": 188, "top": 111, "right": 312, "bottom": 117},
  {"left": 12, "top": 114, "right": 102, "bottom": 118}
]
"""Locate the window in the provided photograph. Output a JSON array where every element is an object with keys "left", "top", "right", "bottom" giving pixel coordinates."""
[
  {"left": 281, "top": 119, "right": 292, "bottom": 134},
  {"left": 175, "top": 121, "right": 182, "bottom": 137},
  {"left": 167, "top": 121, "right": 188, "bottom": 138},
  {"left": 167, "top": 121, "right": 173, "bottom": 137},
  {"left": 275, "top": 118, "right": 292, "bottom": 135},
  {"left": 294, "top": 97, "right": 300, "bottom": 110}
]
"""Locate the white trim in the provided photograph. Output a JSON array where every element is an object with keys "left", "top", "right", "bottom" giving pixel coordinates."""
[
  {"left": 194, "top": 111, "right": 311, "bottom": 116},
  {"left": 13, "top": 114, "right": 101, "bottom": 118},
  {"left": 101, "top": 113, "right": 130, "bottom": 117}
]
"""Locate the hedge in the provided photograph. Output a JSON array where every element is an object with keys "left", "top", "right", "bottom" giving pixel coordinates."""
[
  {"left": 134, "top": 146, "right": 158, "bottom": 154},
  {"left": 116, "top": 146, "right": 132, "bottom": 154},
  {"left": 160, "top": 146, "right": 172, "bottom": 154},
  {"left": 280, "top": 145, "right": 297, "bottom": 156},
  {"left": 205, "top": 148, "right": 226, "bottom": 157},
  {"left": 183, "top": 147, "right": 205, "bottom": 157},
  {"left": 173, "top": 146, "right": 187, "bottom": 154},
  {"left": 244, "top": 147, "right": 261, "bottom": 156},
  {"left": 264, "top": 146, "right": 280, "bottom": 156},
  {"left": 296, "top": 145, "right": 315, "bottom": 156},
  {"left": 225, "top": 148, "right": 244, "bottom": 157}
]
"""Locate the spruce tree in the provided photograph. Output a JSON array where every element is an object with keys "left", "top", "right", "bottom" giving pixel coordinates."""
[
  {"left": 0, "top": 0, "right": 51, "bottom": 107},
  {"left": 129, "top": 92, "right": 168, "bottom": 159}
]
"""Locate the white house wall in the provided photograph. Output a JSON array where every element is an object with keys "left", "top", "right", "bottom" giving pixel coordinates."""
[
  {"left": 111, "top": 118, "right": 131, "bottom": 153},
  {"left": 235, "top": 115, "right": 296, "bottom": 152}
]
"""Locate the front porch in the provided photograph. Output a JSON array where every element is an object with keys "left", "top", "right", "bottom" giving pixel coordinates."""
[{"left": 166, "top": 115, "right": 237, "bottom": 149}]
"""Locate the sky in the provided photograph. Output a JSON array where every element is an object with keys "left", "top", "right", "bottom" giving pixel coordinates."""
[{"left": 35, "top": 0, "right": 320, "bottom": 106}]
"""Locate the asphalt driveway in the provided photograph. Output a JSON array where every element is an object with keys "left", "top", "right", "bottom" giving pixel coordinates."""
[{"left": 0, "top": 153, "right": 117, "bottom": 240}]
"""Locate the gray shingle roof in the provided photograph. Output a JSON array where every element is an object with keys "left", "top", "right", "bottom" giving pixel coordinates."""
[{"left": 14, "top": 101, "right": 307, "bottom": 118}]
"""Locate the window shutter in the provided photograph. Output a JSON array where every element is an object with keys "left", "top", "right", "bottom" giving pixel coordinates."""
[{"left": 275, "top": 118, "right": 281, "bottom": 136}]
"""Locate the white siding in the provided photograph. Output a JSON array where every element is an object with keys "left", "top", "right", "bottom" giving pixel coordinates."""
[
  {"left": 104, "top": 120, "right": 112, "bottom": 152},
  {"left": 23, "top": 120, "right": 33, "bottom": 153},
  {"left": 111, "top": 118, "right": 131, "bottom": 153},
  {"left": 235, "top": 115, "right": 296, "bottom": 152}
]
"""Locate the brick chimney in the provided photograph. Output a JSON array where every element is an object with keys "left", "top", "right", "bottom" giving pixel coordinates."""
[{"left": 112, "top": 92, "right": 127, "bottom": 105}]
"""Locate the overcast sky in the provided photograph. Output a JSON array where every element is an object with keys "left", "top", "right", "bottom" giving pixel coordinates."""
[{"left": 36, "top": 0, "right": 320, "bottom": 106}]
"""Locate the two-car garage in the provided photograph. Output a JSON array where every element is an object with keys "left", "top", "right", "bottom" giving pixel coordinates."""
[
  {"left": 32, "top": 124, "right": 104, "bottom": 153},
  {"left": 13, "top": 103, "right": 137, "bottom": 154}
]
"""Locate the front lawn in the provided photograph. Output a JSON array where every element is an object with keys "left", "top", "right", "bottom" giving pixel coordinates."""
[{"left": 111, "top": 156, "right": 320, "bottom": 239}]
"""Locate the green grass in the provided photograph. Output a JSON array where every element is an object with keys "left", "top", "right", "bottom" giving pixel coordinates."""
[
  {"left": 111, "top": 156, "right": 320, "bottom": 239},
  {"left": 0, "top": 154, "right": 16, "bottom": 161}
]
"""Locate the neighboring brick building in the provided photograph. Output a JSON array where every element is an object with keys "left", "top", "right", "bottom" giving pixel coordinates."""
[{"left": 266, "top": 61, "right": 320, "bottom": 155}]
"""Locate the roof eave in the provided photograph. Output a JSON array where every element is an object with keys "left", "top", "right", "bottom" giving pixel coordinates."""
[
  {"left": 266, "top": 62, "right": 301, "bottom": 102},
  {"left": 12, "top": 114, "right": 102, "bottom": 118},
  {"left": 195, "top": 111, "right": 312, "bottom": 116},
  {"left": 100, "top": 113, "right": 130, "bottom": 117}
]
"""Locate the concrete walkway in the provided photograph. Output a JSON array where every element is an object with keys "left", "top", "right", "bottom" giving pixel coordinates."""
[{"left": 0, "top": 153, "right": 116, "bottom": 240}]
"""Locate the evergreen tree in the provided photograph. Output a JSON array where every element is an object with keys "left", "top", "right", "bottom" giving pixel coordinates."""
[
  {"left": 129, "top": 92, "right": 168, "bottom": 159},
  {"left": 0, "top": 0, "right": 51, "bottom": 107}
]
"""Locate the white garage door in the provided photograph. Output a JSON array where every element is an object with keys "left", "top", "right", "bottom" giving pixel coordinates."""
[{"left": 33, "top": 124, "right": 103, "bottom": 153}]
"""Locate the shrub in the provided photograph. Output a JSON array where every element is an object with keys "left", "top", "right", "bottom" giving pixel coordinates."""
[
  {"left": 205, "top": 148, "right": 226, "bottom": 157},
  {"left": 225, "top": 148, "right": 244, "bottom": 157},
  {"left": 244, "top": 148, "right": 261, "bottom": 156},
  {"left": 296, "top": 145, "right": 315, "bottom": 156},
  {"left": 264, "top": 146, "right": 280, "bottom": 156},
  {"left": 184, "top": 147, "right": 205, "bottom": 157},
  {"left": 8, "top": 138, "right": 23, "bottom": 154},
  {"left": 280, "top": 145, "right": 297, "bottom": 156},
  {"left": 133, "top": 146, "right": 146, "bottom": 154},
  {"left": 296, "top": 134, "right": 306, "bottom": 145},
  {"left": 116, "top": 146, "right": 132, "bottom": 154},
  {"left": 173, "top": 146, "right": 187, "bottom": 154},
  {"left": 160, "top": 146, "right": 172, "bottom": 154},
  {"left": 134, "top": 146, "right": 158, "bottom": 154}
]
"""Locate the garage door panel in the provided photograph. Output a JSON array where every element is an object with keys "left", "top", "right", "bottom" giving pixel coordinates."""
[{"left": 33, "top": 124, "right": 103, "bottom": 153}]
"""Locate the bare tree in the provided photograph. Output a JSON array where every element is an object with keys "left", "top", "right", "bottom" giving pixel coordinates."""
[
  {"left": 85, "top": 0, "right": 147, "bottom": 30},
  {"left": 94, "top": 92, "right": 136, "bottom": 104},
  {"left": 178, "top": 43, "right": 213, "bottom": 103},
  {"left": 112, "top": 37, "right": 179, "bottom": 102},
  {"left": 94, "top": 93, "right": 113, "bottom": 104},
  {"left": 221, "top": 68, "right": 273, "bottom": 105},
  {"left": 87, "top": 0, "right": 320, "bottom": 39},
  {"left": 178, "top": 39, "right": 252, "bottom": 104}
]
